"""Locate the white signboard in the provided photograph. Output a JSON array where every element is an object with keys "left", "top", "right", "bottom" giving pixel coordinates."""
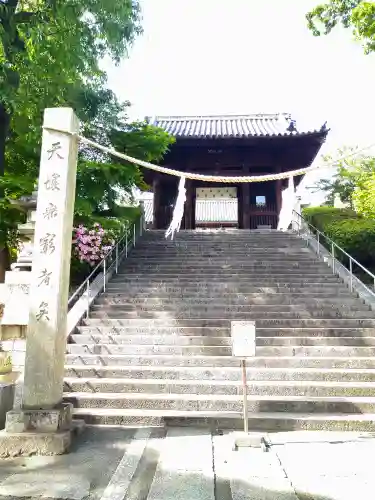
[{"left": 231, "top": 321, "right": 256, "bottom": 358}]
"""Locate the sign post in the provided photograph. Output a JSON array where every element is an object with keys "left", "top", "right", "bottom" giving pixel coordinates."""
[{"left": 231, "top": 320, "right": 267, "bottom": 452}]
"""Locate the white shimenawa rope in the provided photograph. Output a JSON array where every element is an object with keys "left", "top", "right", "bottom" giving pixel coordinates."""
[
  {"left": 165, "top": 176, "right": 186, "bottom": 240},
  {"left": 277, "top": 176, "right": 295, "bottom": 231},
  {"left": 77, "top": 135, "right": 375, "bottom": 184},
  {"left": 43, "top": 127, "right": 375, "bottom": 238}
]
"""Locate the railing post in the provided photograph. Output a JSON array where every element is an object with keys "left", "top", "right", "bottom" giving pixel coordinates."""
[
  {"left": 140, "top": 215, "right": 143, "bottom": 237},
  {"left": 86, "top": 279, "right": 90, "bottom": 319},
  {"left": 317, "top": 232, "right": 320, "bottom": 256},
  {"left": 349, "top": 258, "right": 353, "bottom": 292},
  {"left": 126, "top": 231, "right": 128, "bottom": 258},
  {"left": 115, "top": 244, "right": 119, "bottom": 274},
  {"left": 133, "top": 223, "right": 136, "bottom": 246},
  {"left": 103, "top": 258, "right": 106, "bottom": 292},
  {"left": 331, "top": 243, "right": 335, "bottom": 274}
]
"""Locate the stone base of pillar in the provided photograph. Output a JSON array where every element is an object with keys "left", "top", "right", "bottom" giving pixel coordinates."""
[
  {"left": 0, "top": 403, "right": 83, "bottom": 457},
  {"left": 0, "top": 429, "right": 72, "bottom": 457}
]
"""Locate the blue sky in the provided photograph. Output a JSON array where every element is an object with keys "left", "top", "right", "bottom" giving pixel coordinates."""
[{"left": 102, "top": 0, "right": 375, "bottom": 202}]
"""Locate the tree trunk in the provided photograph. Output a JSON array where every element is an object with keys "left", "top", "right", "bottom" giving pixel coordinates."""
[{"left": 0, "top": 103, "right": 11, "bottom": 283}]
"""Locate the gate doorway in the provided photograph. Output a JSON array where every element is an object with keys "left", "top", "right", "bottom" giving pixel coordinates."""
[{"left": 194, "top": 187, "right": 238, "bottom": 229}]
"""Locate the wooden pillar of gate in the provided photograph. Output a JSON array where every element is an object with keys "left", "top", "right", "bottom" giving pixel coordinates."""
[
  {"left": 153, "top": 177, "right": 161, "bottom": 229},
  {"left": 275, "top": 169, "right": 283, "bottom": 223},
  {"left": 184, "top": 180, "right": 195, "bottom": 230},
  {"left": 242, "top": 182, "right": 251, "bottom": 229}
]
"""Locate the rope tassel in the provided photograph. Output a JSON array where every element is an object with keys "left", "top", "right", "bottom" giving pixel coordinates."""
[
  {"left": 277, "top": 176, "right": 296, "bottom": 231},
  {"left": 165, "top": 177, "right": 186, "bottom": 240}
]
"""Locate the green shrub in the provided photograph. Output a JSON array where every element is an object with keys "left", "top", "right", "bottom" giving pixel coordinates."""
[
  {"left": 302, "top": 206, "right": 375, "bottom": 270},
  {"left": 302, "top": 206, "right": 361, "bottom": 230},
  {"left": 323, "top": 219, "right": 375, "bottom": 267}
]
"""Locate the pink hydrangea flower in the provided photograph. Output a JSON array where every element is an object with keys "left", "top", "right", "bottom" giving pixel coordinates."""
[{"left": 73, "top": 224, "right": 114, "bottom": 266}]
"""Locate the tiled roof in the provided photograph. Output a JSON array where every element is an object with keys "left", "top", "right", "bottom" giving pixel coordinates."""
[
  {"left": 141, "top": 198, "right": 238, "bottom": 223},
  {"left": 150, "top": 114, "right": 327, "bottom": 139}
]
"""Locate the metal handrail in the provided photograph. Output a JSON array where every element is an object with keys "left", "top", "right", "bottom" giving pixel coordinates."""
[
  {"left": 292, "top": 210, "right": 375, "bottom": 296},
  {"left": 67, "top": 213, "right": 145, "bottom": 316}
]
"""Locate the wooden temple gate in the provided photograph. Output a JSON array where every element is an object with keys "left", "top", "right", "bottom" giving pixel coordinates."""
[{"left": 145, "top": 114, "right": 328, "bottom": 230}]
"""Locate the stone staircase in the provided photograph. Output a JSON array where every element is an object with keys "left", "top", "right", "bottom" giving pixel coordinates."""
[{"left": 64, "top": 230, "right": 375, "bottom": 431}]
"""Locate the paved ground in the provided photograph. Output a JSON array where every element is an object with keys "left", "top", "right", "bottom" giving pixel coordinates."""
[{"left": 0, "top": 428, "right": 374, "bottom": 499}]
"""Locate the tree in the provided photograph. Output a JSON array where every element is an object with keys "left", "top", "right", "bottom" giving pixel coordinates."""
[
  {"left": 311, "top": 147, "right": 375, "bottom": 216},
  {"left": 75, "top": 114, "right": 174, "bottom": 231},
  {"left": 352, "top": 172, "right": 375, "bottom": 218},
  {"left": 306, "top": 1, "right": 375, "bottom": 53},
  {"left": 0, "top": 1, "right": 176, "bottom": 282},
  {"left": 0, "top": 0, "right": 142, "bottom": 172}
]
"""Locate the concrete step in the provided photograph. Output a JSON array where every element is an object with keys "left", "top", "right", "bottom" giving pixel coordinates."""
[
  {"left": 139, "top": 236, "right": 303, "bottom": 241},
  {"left": 137, "top": 245, "right": 308, "bottom": 250},
  {"left": 101, "top": 288, "right": 355, "bottom": 297},
  {"left": 95, "top": 298, "right": 367, "bottom": 310},
  {"left": 70, "top": 408, "right": 375, "bottom": 431},
  {"left": 120, "top": 265, "right": 330, "bottom": 272},
  {"left": 103, "top": 288, "right": 357, "bottom": 299},
  {"left": 64, "top": 353, "right": 375, "bottom": 369},
  {"left": 89, "top": 308, "right": 375, "bottom": 319},
  {"left": 77, "top": 325, "right": 233, "bottom": 336},
  {"left": 76, "top": 326, "right": 375, "bottom": 337},
  {"left": 64, "top": 365, "right": 375, "bottom": 382},
  {"left": 257, "top": 337, "right": 375, "bottom": 346},
  {"left": 109, "top": 278, "right": 343, "bottom": 285},
  {"left": 72, "top": 334, "right": 235, "bottom": 346},
  {"left": 112, "top": 272, "right": 341, "bottom": 279},
  {"left": 122, "top": 253, "right": 321, "bottom": 259},
  {"left": 95, "top": 296, "right": 363, "bottom": 307},
  {"left": 123, "top": 257, "right": 321, "bottom": 263},
  {"left": 139, "top": 239, "right": 304, "bottom": 244},
  {"left": 83, "top": 318, "right": 375, "bottom": 328},
  {"left": 133, "top": 246, "right": 310, "bottom": 252},
  {"left": 71, "top": 334, "right": 375, "bottom": 347},
  {"left": 63, "top": 378, "right": 375, "bottom": 397},
  {"left": 66, "top": 343, "right": 375, "bottom": 357},
  {"left": 63, "top": 392, "right": 375, "bottom": 413},
  {"left": 128, "top": 254, "right": 315, "bottom": 260},
  {"left": 139, "top": 242, "right": 307, "bottom": 246},
  {"left": 105, "top": 285, "right": 350, "bottom": 294},
  {"left": 121, "top": 258, "right": 327, "bottom": 264}
]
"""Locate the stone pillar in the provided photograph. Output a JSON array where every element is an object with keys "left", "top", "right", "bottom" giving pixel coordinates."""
[{"left": 0, "top": 108, "right": 80, "bottom": 457}]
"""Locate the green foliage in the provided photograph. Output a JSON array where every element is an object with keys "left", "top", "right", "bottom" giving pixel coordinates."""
[
  {"left": 302, "top": 206, "right": 375, "bottom": 268},
  {"left": 307, "top": 1, "right": 375, "bottom": 53},
  {"left": 303, "top": 206, "right": 360, "bottom": 227},
  {"left": 0, "top": 0, "right": 175, "bottom": 276},
  {"left": 310, "top": 148, "right": 375, "bottom": 214},
  {"left": 0, "top": 0, "right": 142, "bottom": 249},
  {"left": 352, "top": 172, "right": 375, "bottom": 218},
  {"left": 324, "top": 218, "right": 375, "bottom": 265},
  {"left": 0, "top": 1, "right": 142, "bottom": 110}
]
